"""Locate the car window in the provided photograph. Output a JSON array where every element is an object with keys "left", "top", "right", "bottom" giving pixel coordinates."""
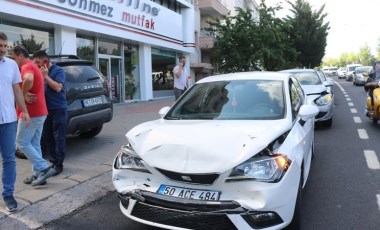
[
  {"left": 356, "top": 67, "right": 371, "bottom": 74},
  {"left": 61, "top": 64, "right": 103, "bottom": 83},
  {"left": 289, "top": 78, "right": 304, "bottom": 121},
  {"left": 290, "top": 71, "right": 322, "bottom": 85},
  {"left": 168, "top": 80, "right": 285, "bottom": 120}
]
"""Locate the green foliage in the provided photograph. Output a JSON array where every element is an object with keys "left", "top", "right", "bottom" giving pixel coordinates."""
[
  {"left": 15, "top": 34, "right": 44, "bottom": 54},
  {"left": 205, "top": 0, "right": 328, "bottom": 72},
  {"left": 284, "top": 0, "right": 330, "bottom": 68},
  {"left": 377, "top": 38, "right": 380, "bottom": 60}
]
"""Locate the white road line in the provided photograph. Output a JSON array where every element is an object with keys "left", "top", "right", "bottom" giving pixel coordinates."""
[
  {"left": 351, "top": 108, "right": 357, "bottom": 113},
  {"left": 334, "top": 81, "right": 345, "bottom": 92},
  {"left": 346, "top": 98, "right": 351, "bottom": 101},
  {"left": 364, "top": 150, "right": 380, "bottom": 170},
  {"left": 345, "top": 94, "right": 349, "bottom": 97},
  {"left": 358, "top": 129, "right": 368, "bottom": 139},
  {"left": 348, "top": 102, "right": 354, "bottom": 106},
  {"left": 353, "top": 117, "right": 362, "bottom": 123},
  {"left": 377, "top": 195, "right": 380, "bottom": 212}
]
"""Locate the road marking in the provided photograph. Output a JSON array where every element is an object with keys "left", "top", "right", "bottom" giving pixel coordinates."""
[
  {"left": 364, "top": 150, "right": 380, "bottom": 169},
  {"left": 348, "top": 102, "right": 354, "bottom": 106},
  {"left": 346, "top": 98, "right": 351, "bottom": 101},
  {"left": 377, "top": 195, "right": 380, "bottom": 211},
  {"left": 350, "top": 108, "right": 357, "bottom": 113},
  {"left": 334, "top": 81, "right": 345, "bottom": 92},
  {"left": 345, "top": 94, "right": 349, "bottom": 97},
  {"left": 358, "top": 129, "right": 368, "bottom": 139},
  {"left": 353, "top": 117, "right": 362, "bottom": 123}
]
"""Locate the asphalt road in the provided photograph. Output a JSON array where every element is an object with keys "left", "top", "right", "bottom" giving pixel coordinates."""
[{"left": 41, "top": 78, "right": 380, "bottom": 230}]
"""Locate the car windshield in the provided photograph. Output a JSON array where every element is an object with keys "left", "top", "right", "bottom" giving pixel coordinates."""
[
  {"left": 349, "top": 66, "right": 360, "bottom": 71},
  {"left": 166, "top": 80, "right": 285, "bottom": 120},
  {"left": 356, "top": 67, "right": 371, "bottom": 74},
  {"left": 287, "top": 71, "right": 322, "bottom": 85}
]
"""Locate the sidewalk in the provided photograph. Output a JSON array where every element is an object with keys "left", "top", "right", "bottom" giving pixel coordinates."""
[{"left": 0, "top": 95, "right": 174, "bottom": 229}]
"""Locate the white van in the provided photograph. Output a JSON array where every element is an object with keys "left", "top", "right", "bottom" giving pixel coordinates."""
[{"left": 345, "top": 64, "right": 362, "bottom": 81}]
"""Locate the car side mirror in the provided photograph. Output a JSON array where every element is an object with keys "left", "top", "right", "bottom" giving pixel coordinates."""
[
  {"left": 159, "top": 106, "right": 171, "bottom": 118},
  {"left": 353, "top": 71, "right": 356, "bottom": 74},
  {"left": 324, "top": 78, "right": 335, "bottom": 87},
  {"left": 299, "top": 105, "right": 319, "bottom": 126}
]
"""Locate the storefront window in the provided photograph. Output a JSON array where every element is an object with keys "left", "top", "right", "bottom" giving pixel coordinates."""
[
  {"left": 0, "top": 20, "right": 54, "bottom": 54},
  {"left": 151, "top": 48, "right": 176, "bottom": 91},
  {"left": 98, "top": 39, "right": 120, "bottom": 56},
  {"left": 76, "top": 35, "right": 95, "bottom": 63},
  {"left": 124, "top": 45, "right": 139, "bottom": 100}
]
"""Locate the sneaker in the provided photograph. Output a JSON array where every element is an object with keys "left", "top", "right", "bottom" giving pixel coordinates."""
[
  {"left": 51, "top": 164, "right": 63, "bottom": 176},
  {"left": 3, "top": 195, "right": 18, "bottom": 212},
  {"left": 23, "top": 175, "right": 47, "bottom": 185},
  {"left": 31, "top": 167, "right": 56, "bottom": 186}
]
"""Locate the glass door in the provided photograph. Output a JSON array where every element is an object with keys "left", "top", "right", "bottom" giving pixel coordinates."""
[{"left": 98, "top": 56, "right": 122, "bottom": 103}]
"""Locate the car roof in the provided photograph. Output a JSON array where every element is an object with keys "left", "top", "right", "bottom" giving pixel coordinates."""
[{"left": 197, "top": 71, "right": 291, "bottom": 83}]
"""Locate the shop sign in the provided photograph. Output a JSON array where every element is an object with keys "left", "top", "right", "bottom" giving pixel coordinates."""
[{"left": 29, "top": 0, "right": 182, "bottom": 39}]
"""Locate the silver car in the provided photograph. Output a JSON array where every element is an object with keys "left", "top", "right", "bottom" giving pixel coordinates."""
[
  {"left": 353, "top": 66, "right": 372, "bottom": 86},
  {"left": 280, "top": 69, "right": 334, "bottom": 127}
]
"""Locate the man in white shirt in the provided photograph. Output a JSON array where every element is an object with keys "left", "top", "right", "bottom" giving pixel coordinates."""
[
  {"left": 173, "top": 56, "right": 190, "bottom": 100},
  {"left": 0, "top": 32, "right": 30, "bottom": 212}
]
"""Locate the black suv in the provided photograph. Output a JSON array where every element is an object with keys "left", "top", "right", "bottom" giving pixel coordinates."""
[
  {"left": 51, "top": 55, "right": 113, "bottom": 137},
  {"left": 16, "top": 55, "right": 113, "bottom": 158}
]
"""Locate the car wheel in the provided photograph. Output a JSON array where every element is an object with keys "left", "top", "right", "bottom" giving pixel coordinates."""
[
  {"left": 79, "top": 125, "right": 103, "bottom": 138},
  {"left": 15, "top": 147, "right": 27, "bottom": 159},
  {"left": 372, "top": 118, "right": 378, "bottom": 124},
  {"left": 323, "top": 118, "right": 333, "bottom": 127}
]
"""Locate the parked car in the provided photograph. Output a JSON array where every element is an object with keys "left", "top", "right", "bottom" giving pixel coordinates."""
[
  {"left": 337, "top": 67, "right": 347, "bottom": 79},
  {"left": 16, "top": 55, "right": 113, "bottom": 158},
  {"left": 353, "top": 66, "right": 372, "bottom": 86},
  {"left": 280, "top": 69, "right": 334, "bottom": 127},
  {"left": 318, "top": 70, "right": 334, "bottom": 94},
  {"left": 112, "top": 71, "right": 319, "bottom": 230},
  {"left": 345, "top": 64, "right": 362, "bottom": 81}
]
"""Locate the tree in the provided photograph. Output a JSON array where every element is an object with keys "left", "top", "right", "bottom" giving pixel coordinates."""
[
  {"left": 206, "top": 9, "right": 260, "bottom": 73},
  {"left": 377, "top": 38, "right": 380, "bottom": 60},
  {"left": 15, "top": 34, "right": 44, "bottom": 54},
  {"left": 284, "top": 0, "right": 330, "bottom": 68},
  {"left": 205, "top": 1, "right": 297, "bottom": 72},
  {"left": 358, "top": 43, "right": 372, "bottom": 66}
]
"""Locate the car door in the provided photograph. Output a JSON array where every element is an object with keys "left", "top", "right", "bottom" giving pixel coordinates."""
[{"left": 288, "top": 77, "right": 314, "bottom": 183}]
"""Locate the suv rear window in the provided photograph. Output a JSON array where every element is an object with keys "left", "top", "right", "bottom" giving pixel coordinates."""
[{"left": 59, "top": 64, "right": 103, "bottom": 83}]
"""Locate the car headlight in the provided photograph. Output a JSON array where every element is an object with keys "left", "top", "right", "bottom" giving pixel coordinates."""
[
  {"left": 314, "top": 93, "right": 332, "bottom": 106},
  {"left": 226, "top": 153, "right": 291, "bottom": 183},
  {"left": 115, "top": 144, "right": 150, "bottom": 173}
]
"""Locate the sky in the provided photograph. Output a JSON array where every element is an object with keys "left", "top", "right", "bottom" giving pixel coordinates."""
[{"left": 264, "top": 0, "right": 380, "bottom": 59}]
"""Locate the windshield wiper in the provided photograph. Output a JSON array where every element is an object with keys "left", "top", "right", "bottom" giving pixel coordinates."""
[{"left": 165, "top": 116, "right": 181, "bottom": 120}]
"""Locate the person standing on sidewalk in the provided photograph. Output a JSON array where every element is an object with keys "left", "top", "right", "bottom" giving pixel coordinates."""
[
  {"left": 0, "top": 32, "right": 30, "bottom": 212},
  {"left": 32, "top": 50, "right": 67, "bottom": 176},
  {"left": 11, "top": 46, "right": 56, "bottom": 186},
  {"left": 173, "top": 56, "right": 191, "bottom": 100}
]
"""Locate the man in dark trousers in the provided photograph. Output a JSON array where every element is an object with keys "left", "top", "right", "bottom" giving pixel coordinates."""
[{"left": 33, "top": 50, "right": 67, "bottom": 176}]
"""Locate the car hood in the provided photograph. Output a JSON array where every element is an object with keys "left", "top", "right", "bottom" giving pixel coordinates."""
[
  {"left": 126, "top": 119, "right": 291, "bottom": 174},
  {"left": 301, "top": 85, "right": 327, "bottom": 95}
]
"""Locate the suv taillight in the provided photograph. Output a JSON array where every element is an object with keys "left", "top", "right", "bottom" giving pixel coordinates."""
[{"left": 105, "top": 79, "right": 111, "bottom": 93}]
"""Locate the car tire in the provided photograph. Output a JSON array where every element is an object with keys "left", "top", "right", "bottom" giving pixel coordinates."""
[
  {"left": 79, "top": 125, "right": 103, "bottom": 138},
  {"left": 15, "top": 147, "right": 27, "bottom": 159},
  {"left": 323, "top": 118, "right": 332, "bottom": 127},
  {"left": 372, "top": 118, "right": 378, "bottom": 124}
]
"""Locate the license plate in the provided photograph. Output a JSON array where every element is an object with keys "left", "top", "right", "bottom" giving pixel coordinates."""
[
  {"left": 156, "top": 185, "right": 220, "bottom": 201},
  {"left": 83, "top": 97, "right": 102, "bottom": 107}
]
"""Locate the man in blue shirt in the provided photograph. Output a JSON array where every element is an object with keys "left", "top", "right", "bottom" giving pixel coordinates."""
[{"left": 33, "top": 50, "right": 67, "bottom": 176}]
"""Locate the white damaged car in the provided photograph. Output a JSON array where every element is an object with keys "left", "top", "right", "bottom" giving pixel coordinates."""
[{"left": 112, "top": 72, "right": 318, "bottom": 230}]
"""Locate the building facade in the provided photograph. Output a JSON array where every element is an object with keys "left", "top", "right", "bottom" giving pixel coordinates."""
[{"left": 1, "top": 0, "right": 195, "bottom": 102}]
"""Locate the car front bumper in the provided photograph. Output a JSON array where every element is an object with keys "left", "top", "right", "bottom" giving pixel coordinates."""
[{"left": 112, "top": 160, "right": 301, "bottom": 230}]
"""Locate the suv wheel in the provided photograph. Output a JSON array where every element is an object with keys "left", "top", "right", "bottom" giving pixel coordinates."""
[{"left": 79, "top": 125, "right": 103, "bottom": 138}]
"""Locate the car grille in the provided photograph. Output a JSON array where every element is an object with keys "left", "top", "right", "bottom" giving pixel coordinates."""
[
  {"left": 131, "top": 201, "right": 238, "bottom": 230},
  {"left": 315, "top": 112, "right": 327, "bottom": 119},
  {"left": 156, "top": 168, "right": 219, "bottom": 185}
]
